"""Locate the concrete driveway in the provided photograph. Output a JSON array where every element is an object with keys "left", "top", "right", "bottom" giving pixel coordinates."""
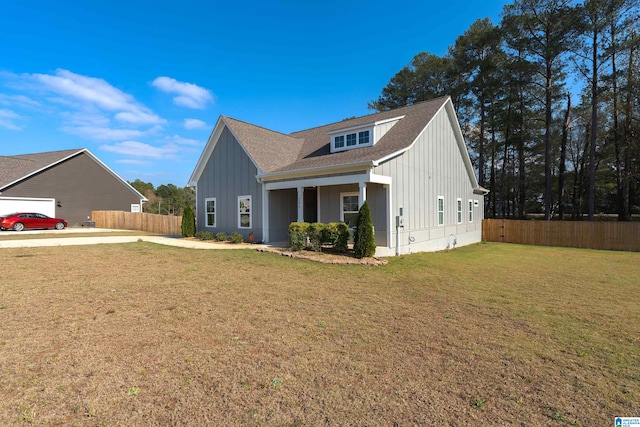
[{"left": 0, "top": 228, "right": 268, "bottom": 250}]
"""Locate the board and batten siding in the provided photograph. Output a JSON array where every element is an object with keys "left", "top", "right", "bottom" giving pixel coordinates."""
[
  {"left": 1, "top": 152, "right": 141, "bottom": 226},
  {"left": 197, "top": 127, "right": 263, "bottom": 241},
  {"left": 373, "top": 106, "right": 483, "bottom": 254}
]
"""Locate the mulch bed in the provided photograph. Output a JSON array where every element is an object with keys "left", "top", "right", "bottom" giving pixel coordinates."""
[{"left": 257, "top": 246, "right": 388, "bottom": 266}]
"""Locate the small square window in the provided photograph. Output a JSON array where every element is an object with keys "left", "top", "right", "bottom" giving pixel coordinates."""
[
  {"left": 346, "top": 133, "right": 357, "bottom": 146},
  {"left": 358, "top": 130, "right": 370, "bottom": 145}
]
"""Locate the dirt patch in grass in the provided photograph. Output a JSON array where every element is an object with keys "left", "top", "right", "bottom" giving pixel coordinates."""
[{"left": 0, "top": 242, "right": 638, "bottom": 425}]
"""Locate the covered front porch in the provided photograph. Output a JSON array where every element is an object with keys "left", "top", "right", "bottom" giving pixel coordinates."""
[{"left": 260, "top": 172, "right": 392, "bottom": 248}]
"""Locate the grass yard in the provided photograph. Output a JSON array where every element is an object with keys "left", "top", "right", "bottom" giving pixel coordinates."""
[{"left": 0, "top": 242, "right": 638, "bottom": 426}]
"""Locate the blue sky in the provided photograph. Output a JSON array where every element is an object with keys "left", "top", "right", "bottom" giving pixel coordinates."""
[{"left": 1, "top": 0, "right": 510, "bottom": 187}]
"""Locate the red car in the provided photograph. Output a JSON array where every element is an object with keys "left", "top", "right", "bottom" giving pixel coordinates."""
[{"left": 0, "top": 212, "right": 67, "bottom": 231}]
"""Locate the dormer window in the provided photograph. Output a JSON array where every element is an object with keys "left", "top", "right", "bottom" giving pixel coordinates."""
[
  {"left": 330, "top": 128, "right": 373, "bottom": 153},
  {"left": 327, "top": 115, "right": 403, "bottom": 153}
]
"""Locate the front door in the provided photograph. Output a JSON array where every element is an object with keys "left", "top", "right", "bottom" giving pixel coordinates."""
[{"left": 303, "top": 187, "right": 317, "bottom": 223}]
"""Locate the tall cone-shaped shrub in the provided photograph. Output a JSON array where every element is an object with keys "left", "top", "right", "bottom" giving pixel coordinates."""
[
  {"left": 181, "top": 205, "right": 196, "bottom": 237},
  {"left": 353, "top": 200, "right": 376, "bottom": 258}
]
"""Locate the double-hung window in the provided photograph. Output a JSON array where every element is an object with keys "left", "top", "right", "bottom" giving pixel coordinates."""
[
  {"left": 358, "top": 130, "right": 370, "bottom": 145},
  {"left": 205, "top": 197, "right": 216, "bottom": 227},
  {"left": 238, "top": 195, "right": 251, "bottom": 228},
  {"left": 437, "top": 196, "right": 444, "bottom": 226},
  {"left": 468, "top": 200, "right": 474, "bottom": 223},
  {"left": 346, "top": 133, "right": 357, "bottom": 146},
  {"left": 341, "top": 192, "right": 359, "bottom": 228},
  {"left": 334, "top": 135, "right": 345, "bottom": 149},
  {"left": 457, "top": 198, "right": 462, "bottom": 224}
]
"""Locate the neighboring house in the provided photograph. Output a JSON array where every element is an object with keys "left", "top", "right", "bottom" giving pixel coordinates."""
[
  {"left": 189, "top": 96, "right": 488, "bottom": 256},
  {"left": 0, "top": 148, "right": 147, "bottom": 226}
]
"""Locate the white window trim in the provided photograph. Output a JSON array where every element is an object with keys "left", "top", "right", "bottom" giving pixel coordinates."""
[
  {"left": 331, "top": 128, "right": 374, "bottom": 153},
  {"left": 238, "top": 195, "right": 252, "bottom": 229},
  {"left": 456, "top": 198, "right": 462, "bottom": 224},
  {"left": 205, "top": 197, "right": 216, "bottom": 227},
  {"left": 468, "top": 199, "right": 474, "bottom": 223},
  {"left": 340, "top": 192, "right": 359, "bottom": 225},
  {"left": 437, "top": 196, "right": 444, "bottom": 226}
]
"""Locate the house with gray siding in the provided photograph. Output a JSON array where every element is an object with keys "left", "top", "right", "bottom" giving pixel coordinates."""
[
  {"left": 189, "top": 96, "right": 488, "bottom": 256},
  {"left": 0, "top": 149, "right": 146, "bottom": 226}
]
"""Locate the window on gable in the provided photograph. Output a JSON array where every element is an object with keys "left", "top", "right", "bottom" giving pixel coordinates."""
[
  {"left": 359, "top": 130, "right": 370, "bottom": 145},
  {"left": 437, "top": 196, "right": 444, "bottom": 226},
  {"left": 340, "top": 192, "right": 359, "bottom": 228},
  {"left": 205, "top": 197, "right": 216, "bottom": 227},
  {"left": 346, "top": 133, "right": 357, "bottom": 146},
  {"left": 457, "top": 198, "right": 462, "bottom": 224},
  {"left": 334, "top": 135, "right": 344, "bottom": 148},
  {"left": 238, "top": 195, "right": 251, "bottom": 229}
]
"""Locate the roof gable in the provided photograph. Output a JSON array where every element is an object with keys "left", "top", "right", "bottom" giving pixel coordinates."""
[
  {"left": 189, "top": 96, "right": 486, "bottom": 193},
  {"left": 0, "top": 148, "right": 147, "bottom": 200}
]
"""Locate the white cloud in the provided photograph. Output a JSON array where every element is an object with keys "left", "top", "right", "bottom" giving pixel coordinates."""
[
  {"left": 152, "top": 76, "right": 213, "bottom": 109},
  {"left": 184, "top": 118, "right": 207, "bottom": 129},
  {"left": 0, "top": 94, "right": 40, "bottom": 108},
  {"left": 100, "top": 141, "right": 180, "bottom": 159},
  {"left": 168, "top": 134, "right": 202, "bottom": 146},
  {"left": 0, "top": 109, "right": 22, "bottom": 130},
  {"left": 13, "top": 69, "right": 166, "bottom": 138},
  {"left": 115, "top": 111, "right": 165, "bottom": 125},
  {"left": 116, "top": 159, "right": 153, "bottom": 166},
  {"left": 65, "top": 126, "right": 147, "bottom": 141}
]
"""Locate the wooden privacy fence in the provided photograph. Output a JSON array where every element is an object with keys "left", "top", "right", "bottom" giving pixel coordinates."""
[
  {"left": 92, "top": 211, "right": 183, "bottom": 235},
  {"left": 482, "top": 219, "right": 640, "bottom": 252}
]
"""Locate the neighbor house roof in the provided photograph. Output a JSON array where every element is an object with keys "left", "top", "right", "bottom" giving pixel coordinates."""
[
  {"left": 0, "top": 148, "right": 147, "bottom": 200},
  {"left": 190, "top": 96, "right": 486, "bottom": 193}
]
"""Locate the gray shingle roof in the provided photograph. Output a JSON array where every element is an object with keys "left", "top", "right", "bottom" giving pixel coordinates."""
[
  {"left": 0, "top": 149, "right": 83, "bottom": 189},
  {"left": 222, "top": 116, "right": 305, "bottom": 173},
  {"left": 220, "top": 96, "right": 449, "bottom": 175}
]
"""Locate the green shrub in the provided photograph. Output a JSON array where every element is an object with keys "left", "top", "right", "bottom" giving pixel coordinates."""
[
  {"left": 307, "top": 222, "right": 324, "bottom": 252},
  {"left": 181, "top": 206, "right": 196, "bottom": 237},
  {"left": 321, "top": 222, "right": 338, "bottom": 245},
  {"left": 229, "top": 232, "right": 244, "bottom": 244},
  {"left": 215, "top": 232, "right": 228, "bottom": 242},
  {"left": 333, "top": 222, "right": 350, "bottom": 253},
  {"left": 353, "top": 200, "right": 376, "bottom": 258},
  {"left": 288, "top": 222, "right": 309, "bottom": 251},
  {"left": 195, "top": 231, "right": 214, "bottom": 240}
]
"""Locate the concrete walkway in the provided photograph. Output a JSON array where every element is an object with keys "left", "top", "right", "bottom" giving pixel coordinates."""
[{"left": 0, "top": 228, "right": 270, "bottom": 250}]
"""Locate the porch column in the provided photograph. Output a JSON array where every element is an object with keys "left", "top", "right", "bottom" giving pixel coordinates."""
[
  {"left": 359, "top": 182, "right": 367, "bottom": 208},
  {"left": 262, "top": 187, "right": 269, "bottom": 243},
  {"left": 297, "top": 186, "right": 304, "bottom": 222}
]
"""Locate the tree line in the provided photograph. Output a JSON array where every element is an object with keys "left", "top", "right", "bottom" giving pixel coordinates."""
[
  {"left": 370, "top": 0, "right": 639, "bottom": 221},
  {"left": 129, "top": 179, "right": 195, "bottom": 215}
]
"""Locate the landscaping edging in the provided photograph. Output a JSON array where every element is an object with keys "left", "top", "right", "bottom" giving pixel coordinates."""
[{"left": 257, "top": 247, "right": 387, "bottom": 266}]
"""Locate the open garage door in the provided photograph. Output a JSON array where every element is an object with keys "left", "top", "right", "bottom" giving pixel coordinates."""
[{"left": 0, "top": 197, "right": 56, "bottom": 217}]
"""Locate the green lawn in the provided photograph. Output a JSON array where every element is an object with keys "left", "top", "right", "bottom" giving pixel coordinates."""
[{"left": 0, "top": 242, "right": 638, "bottom": 425}]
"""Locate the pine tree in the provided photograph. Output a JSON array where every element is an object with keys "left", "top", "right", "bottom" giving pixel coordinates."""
[
  {"left": 353, "top": 201, "right": 376, "bottom": 258},
  {"left": 181, "top": 205, "right": 196, "bottom": 237}
]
